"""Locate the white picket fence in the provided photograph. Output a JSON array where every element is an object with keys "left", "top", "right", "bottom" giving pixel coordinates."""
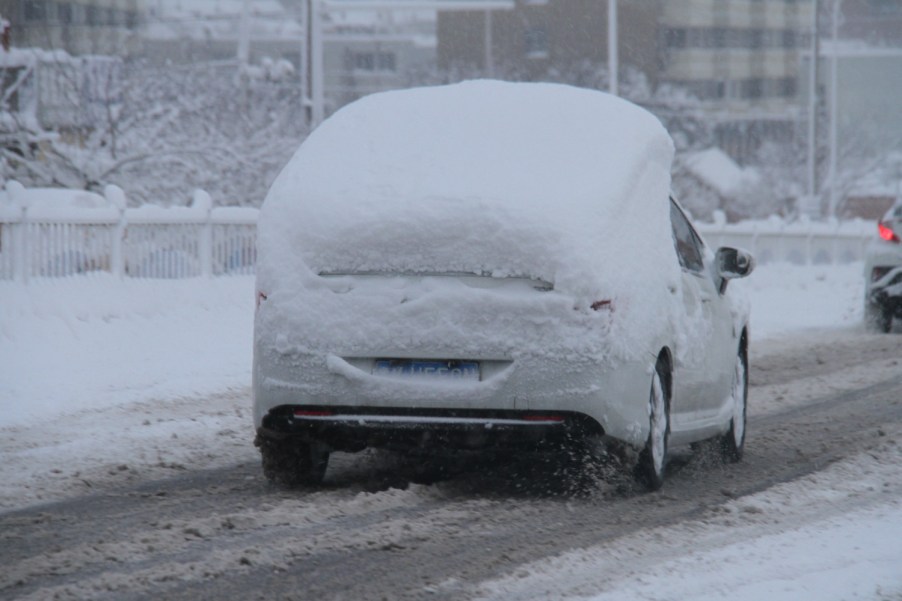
[
  {"left": 0, "top": 182, "right": 258, "bottom": 282},
  {"left": 0, "top": 182, "right": 880, "bottom": 283},
  {"left": 696, "top": 214, "right": 876, "bottom": 267}
]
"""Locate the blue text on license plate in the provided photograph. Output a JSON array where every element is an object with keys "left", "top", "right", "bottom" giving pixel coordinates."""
[{"left": 373, "top": 359, "right": 480, "bottom": 380}]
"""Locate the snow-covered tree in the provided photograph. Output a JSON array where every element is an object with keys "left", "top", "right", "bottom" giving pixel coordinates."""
[{"left": 2, "top": 57, "right": 308, "bottom": 206}]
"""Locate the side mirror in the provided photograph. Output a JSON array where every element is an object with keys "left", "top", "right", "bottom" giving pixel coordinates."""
[{"left": 715, "top": 247, "right": 755, "bottom": 294}]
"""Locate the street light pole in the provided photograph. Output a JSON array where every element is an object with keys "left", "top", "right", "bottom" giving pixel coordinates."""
[
  {"left": 484, "top": 10, "right": 494, "bottom": 76},
  {"left": 608, "top": 0, "right": 618, "bottom": 96},
  {"left": 806, "top": 0, "right": 820, "bottom": 213},
  {"left": 310, "top": 0, "right": 325, "bottom": 127},
  {"left": 299, "top": 0, "right": 310, "bottom": 126},
  {"left": 827, "top": 0, "right": 840, "bottom": 218}
]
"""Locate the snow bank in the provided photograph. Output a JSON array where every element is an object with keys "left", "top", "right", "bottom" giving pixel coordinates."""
[
  {"left": 732, "top": 261, "right": 863, "bottom": 338},
  {"left": 0, "top": 275, "right": 254, "bottom": 427},
  {"left": 476, "top": 433, "right": 902, "bottom": 601}
]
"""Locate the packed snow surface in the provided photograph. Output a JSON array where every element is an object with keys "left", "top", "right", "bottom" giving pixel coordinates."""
[{"left": 0, "top": 261, "right": 897, "bottom": 599}]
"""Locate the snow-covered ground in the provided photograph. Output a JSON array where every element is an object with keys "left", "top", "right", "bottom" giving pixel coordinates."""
[{"left": 2, "top": 261, "right": 900, "bottom": 600}]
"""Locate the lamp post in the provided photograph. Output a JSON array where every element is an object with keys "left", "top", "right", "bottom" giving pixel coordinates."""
[
  {"left": 806, "top": 0, "right": 820, "bottom": 216},
  {"left": 608, "top": 0, "right": 618, "bottom": 96},
  {"left": 827, "top": 0, "right": 841, "bottom": 218}
]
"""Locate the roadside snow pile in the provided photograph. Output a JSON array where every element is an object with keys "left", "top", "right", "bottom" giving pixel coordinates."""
[
  {"left": 475, "top": 431, "right": 902, "bottom": 601},
  {"left": 734, "top": 261, "right": 864, "bottom": 339},
  {"left": 0, "top": 274, "right": 254, "bottom": 428}
]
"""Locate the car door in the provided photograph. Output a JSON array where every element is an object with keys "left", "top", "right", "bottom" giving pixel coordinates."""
[{"left": 669, "top": 199, "right": 732, "bottom": 422}]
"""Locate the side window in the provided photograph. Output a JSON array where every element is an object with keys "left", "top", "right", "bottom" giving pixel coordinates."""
[{"left": 670, "top": 199, "right": 705, "bottom": 273}]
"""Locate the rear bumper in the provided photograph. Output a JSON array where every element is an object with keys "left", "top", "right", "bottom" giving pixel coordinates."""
[
  {"left": 253, "top": 345, "right": 655, "bottom": 449},
  {"left": 256, "top": 406, "right": 592, "bottom": 453}
]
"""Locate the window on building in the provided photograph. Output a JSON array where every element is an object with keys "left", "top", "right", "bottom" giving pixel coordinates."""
[
  {"left": 377, "top": 52, "right": 396, "bottom": 71},
  {"left": 351, "top": 51, "right": 396, "bottom": 72},
  {"left": 85, "top": 5, "right": 100, "bottom": 25},
  {"left": 710, "top": 28, "right": 727, "bottom": 48},
  {"left": 525, "top": 27, "right": 549, "bottom": 59},
  {"left": 742, "top": 78, "right": 765, "bottom": 99},
  {"left": 781, "top": 29, "right": 796, "bottom": 48},
  {"left": 749, "top": 29, "right": 764, "bottom": 49},
  {"left": 24, "top": 0, "right": 47, "bottom": 21},
  {"left": 666, "top": 28, "right": 687, "bottom": 48},
  {"left": 869, "top": 0, "right": 901, "bottom": 14},
  {"left": 57, "top": 2, "right": 73, "bottom": 23},
  {"left": 777, "top": 77, "right": 797, "bottom": 97}
]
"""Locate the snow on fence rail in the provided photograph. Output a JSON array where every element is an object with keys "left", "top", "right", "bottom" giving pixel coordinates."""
[
  {"left": 0, "top": 182, "right": 257, "bottom": 282},
  {"left": 0, "top": 182, "right": 879, "bottom": 282},
  {"left": 695, "top": 213, "right": 875, "bottom": 267}
]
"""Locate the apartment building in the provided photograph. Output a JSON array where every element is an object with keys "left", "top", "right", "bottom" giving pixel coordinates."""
[
  {"left": 438, "top": 0, "right": 814, "bottom": 161},
  {"left": 0, "top": 0, "right": 144, "bottom": 56}
]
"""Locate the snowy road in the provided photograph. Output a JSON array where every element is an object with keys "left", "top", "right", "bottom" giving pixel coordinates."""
[{"left": 2, "top": 328, "right": 901, "bottom": 601}]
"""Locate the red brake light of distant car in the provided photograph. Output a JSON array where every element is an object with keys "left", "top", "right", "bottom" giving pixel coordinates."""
[
  {"left": 878, "top": 222, "right": 900, "bottom": 243},
  {"left": 256, "top": 291, "right": 268, "bottom": 309}
]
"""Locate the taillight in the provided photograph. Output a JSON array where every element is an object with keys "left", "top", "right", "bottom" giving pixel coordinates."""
[
  {"left": 591, "top": 299, "right": 613, "bottom": 311},
  {"left": 293, "top": 409, "right": 334, "bottom": 417},
  {"left": 878, "top": 222, "right": 899, "bottom": 243},
  {"left": 521, "top": 414, "right": 565, "bottom": 423}
]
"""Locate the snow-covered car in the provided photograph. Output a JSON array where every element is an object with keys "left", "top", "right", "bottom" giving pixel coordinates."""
[
  {"left": 864, "top": 198, "right": 902, "bottom": 332},
  {"left": 252, "top": 81, "right": 754, "bottom": 491}
]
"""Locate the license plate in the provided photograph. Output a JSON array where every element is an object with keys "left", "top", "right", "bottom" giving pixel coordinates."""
[{"left": 373, "top": 359, "right": 480, "bottom": 381}]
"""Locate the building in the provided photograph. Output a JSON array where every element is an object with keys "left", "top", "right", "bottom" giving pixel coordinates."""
[
  {"left": 140, "top": 0, "right": 436, "bottom": 116},
  {"left": 438, "top": 0, "right": 814, "bottom": 162},
  {"left": 0, "top": 0, "right": 144, "bottom": 56},
  {"left": 437, "top": 0, "right": 658, "bottom": 81},
  {"left": 836, "top": 0, "right": 902, "bottom": 47},
  {"left": 321, "top": 6, "right": 436, "bottom": 111}
]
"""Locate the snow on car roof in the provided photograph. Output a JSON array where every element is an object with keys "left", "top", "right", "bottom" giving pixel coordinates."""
[{"left": 262, "top": 79, "right": 675, "bottom": 289}]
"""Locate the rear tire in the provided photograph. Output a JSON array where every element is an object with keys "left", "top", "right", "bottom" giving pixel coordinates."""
[
  {"left": 719, "top": 344, "right": 748, "bottom": 463},
  {"left": 255, "top": 434, "right": 329, "bottom": 487},
  {"left": 634, "top": 357, "right": 670, "bottom": 491},
  {"left": 865, "top": 301, "right": 892, "bottom": 333}
]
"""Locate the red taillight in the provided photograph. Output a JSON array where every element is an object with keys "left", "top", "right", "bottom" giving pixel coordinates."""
[
  {"left": 522, "top": 414, "right": 565, "bottom": 422},
  {"left": 293, "top": 409, "right": 334, "bottom": 417},
  {"left": 878, "top": 222, "right": 899, "bottom": 243},
  {"left": 256, "top": 291, "right": 268, "bottom": 309},
  {"left": 591, "top": 299, "right": 613, "bottom": 311}
]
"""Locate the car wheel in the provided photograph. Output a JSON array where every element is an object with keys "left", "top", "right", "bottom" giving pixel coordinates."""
[
  {"left": 719, "top": 345, "right": 748, "bottom": 463},
  {"left": 255, "top": 434, "right": 329, "bottom": 486},
  {"left": 634, "top": 357, "right": 670, "bottom": 491},
  {"left": 865, "top": 301, "right": 892, "bottom": 333}
]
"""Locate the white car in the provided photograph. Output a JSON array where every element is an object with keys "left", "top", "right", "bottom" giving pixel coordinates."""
[
  {"left": 864, "top": 198, "right": 902, "bottom": 333},
  {"left": 252, "top": 81, "right": 754, "bottom": 491}
]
